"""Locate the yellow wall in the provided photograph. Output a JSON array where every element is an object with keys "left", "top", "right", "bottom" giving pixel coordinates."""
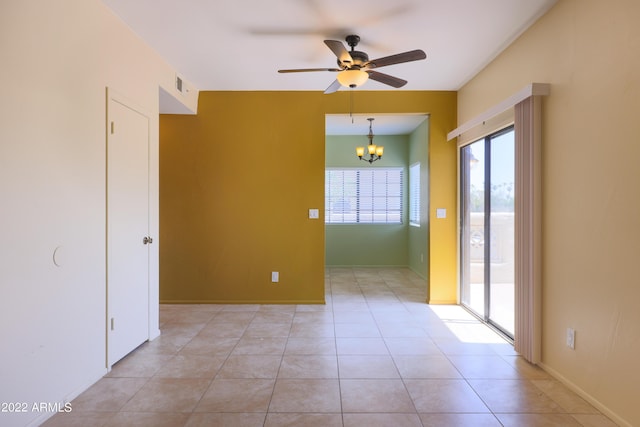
[
  {"left": 457, "top": 0, "right": 640, "bottom": 425},
  {"left": 160, "top": 91, "right": 456, "bottom": 304}
]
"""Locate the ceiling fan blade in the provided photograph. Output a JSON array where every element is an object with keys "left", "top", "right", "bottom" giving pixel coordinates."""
[
  {"left": 366, "top": 49, "right": 426, "bottom": 69},
  {"left": 324, "top": 79, "right": 342, "bottom": 94},
  {"left": 278, "top": 68, "right": 341, "bottom": 73},
  {"left": 366, "top": 70, "right": 407, "bottom": 88},
  {"left": 324, "top": 40, "right": 353, "bottom": 66}
]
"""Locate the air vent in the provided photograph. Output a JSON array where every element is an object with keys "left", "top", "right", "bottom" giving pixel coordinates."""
[{"left": 175, "top": 74, "right": 184, "bottom": 94}]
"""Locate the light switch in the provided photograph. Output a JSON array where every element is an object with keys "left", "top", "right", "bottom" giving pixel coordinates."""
[
  {"left": 309, "top": 209, "right": 319, "bottom": 219},
  {"left": 436, "top": 208, "right": 447, "bottom": 219}
]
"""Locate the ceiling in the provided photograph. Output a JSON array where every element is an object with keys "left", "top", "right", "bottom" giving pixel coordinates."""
[
  {"left": 326, "top": 114, "right": 427, "bottom": 136},
  {"left": 101, "top": 0, "right": 556, "bottom": 132}
]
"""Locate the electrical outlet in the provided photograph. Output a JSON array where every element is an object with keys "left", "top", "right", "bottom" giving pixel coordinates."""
[
  {"left": 566, "top": 328, "right": 575, "bottom": 349},
  {"left": 271, "top": 271, "right": 279, "bottom": 283}
]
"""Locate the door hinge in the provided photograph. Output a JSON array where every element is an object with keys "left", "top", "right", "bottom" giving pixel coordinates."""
[
  {"left": 110, "top": 121, "right": 115, "bottom": 134},
  {"left": 110, "top": 317, "right": 115, "bottom": 331}
]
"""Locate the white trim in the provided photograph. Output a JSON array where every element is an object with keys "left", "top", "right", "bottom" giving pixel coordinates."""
[
  {"left": 539, "top": 362, "right": 633, "bottom": 427},
  {"left": 106, "top": 87, "right": 155, "bottom": 369},
  {"left": 448, "top": 83, "right": 550, "bottom": 141}
]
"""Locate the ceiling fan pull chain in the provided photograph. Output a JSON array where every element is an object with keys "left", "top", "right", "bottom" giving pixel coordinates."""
[{"left": 350, "top": 89, "right": 354, "bottom": 123}]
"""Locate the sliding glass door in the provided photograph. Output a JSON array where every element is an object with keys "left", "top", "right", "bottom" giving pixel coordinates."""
[
  {"left": 460, "top": 139, "right": 485, "bottom": 316},
  {"left": 460, "top": 127, "right": 515, "bottom": 337}
]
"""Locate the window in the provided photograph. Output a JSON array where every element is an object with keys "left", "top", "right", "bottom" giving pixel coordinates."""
[
  {"left": 325, "top": 168, "right": 403, "bottom": 224},
  {"left": 409, "top": 162, "right": 420, "bottom": 226}
]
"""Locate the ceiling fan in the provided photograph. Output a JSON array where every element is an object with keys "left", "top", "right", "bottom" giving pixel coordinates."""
[{"left": 278, "top": 35, "right": 426, "bottom": 94}]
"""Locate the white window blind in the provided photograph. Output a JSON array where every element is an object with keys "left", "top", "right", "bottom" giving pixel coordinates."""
[
  {"left": 409, "top": 162, "right": 420, "bottom": 226},
  {"left": 325, "top": 168, "right": 403, "bottom": 224}
]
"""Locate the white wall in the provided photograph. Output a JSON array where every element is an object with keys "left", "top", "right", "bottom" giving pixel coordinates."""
[
  {"left": 0, "top": 1, "right": 197, "bottom": 426},
  {"left": 457, "top": 0, "right": 640, "bottom": 425}
]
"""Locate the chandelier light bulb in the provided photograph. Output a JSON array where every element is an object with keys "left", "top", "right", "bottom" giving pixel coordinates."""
[{"left": 355, "top": 118, "right": 383, "bottom": 164}]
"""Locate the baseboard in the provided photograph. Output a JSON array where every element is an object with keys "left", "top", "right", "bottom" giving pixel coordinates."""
[
  {"left": 325, "top": 264, "right": 408, "bottom": 268},
  {"left": 407, "top": 265, "right": 428, "bottom": 280},
  {"left": 538, "top": 362, "right": 631, "bottom": 427},
  {"left": 30, "top": 370, "right": 106, "bottom": 427},
  {"left": 149, "top": 328, "right": 161, "bottom": 341},
  {"left": 427, "top": 299, "right": 457, "bottom": 305},
  {"left": 159, "top": 299, "right": 326, "bottom": 305}
]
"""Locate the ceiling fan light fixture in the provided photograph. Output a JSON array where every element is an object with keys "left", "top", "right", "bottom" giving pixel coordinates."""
[{"left": 337, "top": 69, "right": 369, "bottom": 88}]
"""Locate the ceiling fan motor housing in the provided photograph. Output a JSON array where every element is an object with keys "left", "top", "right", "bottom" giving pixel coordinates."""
[
  {"left": 341, "top": 35, "right": 369, "bottom": 69},
  {"left": 348, "top": 51, "right": 368, "bottom": 68}
]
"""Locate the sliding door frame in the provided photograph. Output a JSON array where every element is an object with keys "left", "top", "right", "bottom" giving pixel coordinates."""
[{"left": 460, "top": 125, "right": 515, "bottom": 339}]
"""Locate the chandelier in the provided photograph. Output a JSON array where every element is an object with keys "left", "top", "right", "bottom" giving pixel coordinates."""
[{"left": 356, "top": 118, "right": 383, "bottom": 163}]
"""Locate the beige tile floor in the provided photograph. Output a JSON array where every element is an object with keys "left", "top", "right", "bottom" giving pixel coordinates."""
[{"left": 43, "top": 268, "right": 618, "bottom": 427}]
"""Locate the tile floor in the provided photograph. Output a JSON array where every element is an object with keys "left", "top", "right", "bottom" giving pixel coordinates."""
[{"left": 43, "top": 268, "right": 618, "bottom": 427}]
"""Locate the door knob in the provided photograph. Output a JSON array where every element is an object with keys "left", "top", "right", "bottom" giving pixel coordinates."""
[{"left": 143, "top": 236, "right": 153, "bottom": 244}]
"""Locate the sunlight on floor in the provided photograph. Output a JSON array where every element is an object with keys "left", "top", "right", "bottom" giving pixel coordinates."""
[{"left": 428, "top": 305, "right": 511, "bottom": 345}]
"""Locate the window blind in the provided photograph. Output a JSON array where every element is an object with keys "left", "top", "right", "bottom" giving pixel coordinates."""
[
  {"left": 409, "top": 162, "right": 420, "bottom": 226},
  {"left": 325, "top": 168, "right": 403, "bottom": 224}
]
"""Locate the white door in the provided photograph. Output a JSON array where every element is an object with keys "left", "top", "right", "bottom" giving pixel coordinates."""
[{"left": 107, "top": 92, "right": 150, "bottom": 366}]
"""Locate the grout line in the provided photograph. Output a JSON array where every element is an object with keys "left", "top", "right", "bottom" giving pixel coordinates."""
[{"left": 50, "top": 268, "right": 588, "bottom": 427}]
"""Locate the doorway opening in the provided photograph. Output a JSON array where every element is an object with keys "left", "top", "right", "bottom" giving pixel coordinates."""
[{"left": 324, "top": 113, "right": 430, "bottom": 283}]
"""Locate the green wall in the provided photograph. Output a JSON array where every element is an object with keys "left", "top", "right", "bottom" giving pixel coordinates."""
[
  {"left": 408, "top": 118, "right": 430, "bottom": 278},
  {"left": 325, "top": 134, "right": 409, "bottom": 166},
  {"left": 325, "top": 121, "right": 430, "bottom": 274},
  {"left": 325, "top": 134, "right": 409, "bottom": 267}
]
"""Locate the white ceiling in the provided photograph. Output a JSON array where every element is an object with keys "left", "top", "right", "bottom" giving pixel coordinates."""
[
  {"left": 326, "top": 114, "right": 427, "bottom": 136},
  {"left": 101, "top": 0, "right": 556, "bottom": 133}
]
